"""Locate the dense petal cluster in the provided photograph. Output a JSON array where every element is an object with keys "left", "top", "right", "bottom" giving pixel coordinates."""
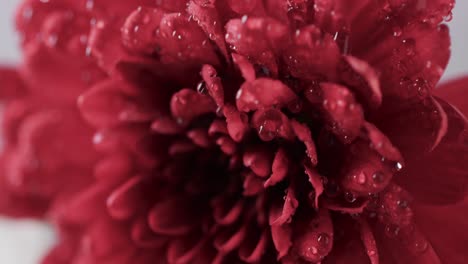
[{"left": 0, "top": 0, "right": 467, "bottom": 264}]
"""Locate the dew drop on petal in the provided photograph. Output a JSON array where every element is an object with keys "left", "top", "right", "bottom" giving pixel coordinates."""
[
  {"left": 397, "top": 199, "right": 408, "bottom": 209},
  {"left": 317, "top": 233, "right": 330, "bottom": 247},
  {"left": 196, "top": 81, "right": 207, "bottom": 94},
  {"left": 413, "top": 239, "right": 429, "bottom": 254},
  {"left": 344, "top": 192, "right": 356, "bottom": 203},
  {"left": 385, "top": 224, "right": 400, "bottom": 238},
  {"left": 372, "top": 171, "right": 385, "bottom": 183},
  {"left": 93, "top": 132, "right": 103, "bottom": 145},
  {"left": 394, "top": 162, "right": 403, "bottom": 172}
]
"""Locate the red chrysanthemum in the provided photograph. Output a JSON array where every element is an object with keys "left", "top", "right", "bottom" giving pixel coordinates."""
[{"left": 0, "top": 0, "right": 467, "bottom": 263}]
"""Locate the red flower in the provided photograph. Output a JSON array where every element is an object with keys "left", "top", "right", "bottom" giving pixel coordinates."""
[{"left": 1, "top": 0, "right": 467, "bottom": 263}]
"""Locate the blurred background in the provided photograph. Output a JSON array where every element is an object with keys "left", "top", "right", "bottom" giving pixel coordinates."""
[{"left": 0, "top": 0, "right": 467, "bottom": 263}]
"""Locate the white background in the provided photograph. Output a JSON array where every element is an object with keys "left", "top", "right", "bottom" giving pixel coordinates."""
[{"left": 0, "top": 1, "right": 467, "bottom": 263}]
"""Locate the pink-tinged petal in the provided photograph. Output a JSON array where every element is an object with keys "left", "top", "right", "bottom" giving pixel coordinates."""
[
  {"left": 304, "top": 165, "right": 324, "bottom": 209},
  {"left": 223, "top": 104, "right": 249, "bottom": 142},
  {"left": 290, "top": 208, "right": 333, "bottom": 262},
  {"left": 341, "top": 142, "right": 394, "bottom": 195},
  {"left": 88, "top": 19, "right": 134, "bottom": 73},
  {"left": 106, "top": 176, "right": 145, "bottom": 220},
  {"left": 236, "top": 78, "right": 298, "bottom": 112},
  {"left": 242, "top": 171, "right": 264, "bottom": 196},
  {"left": 167, "top": 234, "right": 207, "bottom": 264},
  {"left": 212, "top": 196, "right": 245, "bottom": 225},
  {"left": 187, "top": 128, "right": 212, "bottom": 148},
  {"left": 291, "top": 120, "right": 318, "bottom": 165},
  {"left": 324, "top": 199, "right": 369, "bottom": 215},
  {"left": 151, "top": 116, "right": 184, "bottom": 135},
  {"left": 270, "top": 185, "right": 298, "bottom": 226},
  {"left": 156, "top": 12, "right": 220, "bottom": 66},
  {"left": 270, "top": 222, "right": 293, "bottom": 260},
  {"left": 319, "top": 83, "right": 365, "bottom": 143},
  {"left": 214, "top": 223, "right": 247, "bottom": 253},
  {"left": 148, "top": 196, "right": 201, "bottom": 236},
  {"left": 340, "top": 56, "right": 382, "bottom": 108},
  {"left": 322, "top": 216, "right": 371, "bottom": 264},
  {"left": 265, "top": 148, "right": 289, "bottom": 187},
  {"left": 238, "top": 228, "right": 269, "bottom": 262},
  {"left": 243, "top": 147, "right": 273, "bottom": 178},
  {"left": 232, "top": 53, "right": 256, "bottom": 82},
  {"left": 79, "top": 80, "right": 156, "bottom": 128},
  {"left": 187, "top": 1, "right": 229, "bottom": 60},
  {"left": 382, "top": 98, "right": 468, "bottom": 204},
  {"left": 55, "top": 183, "right": 108, "bottom": 224},
  {"left": 252, "top": 108, "right": 294, "bottom": 141},
  {"left": 121, "top": 7, "right": 164, "bottom": 54},
  {"left": 94, "top": 152, "right": 133, "bottom": 182},
  {"left": 23, "top": 42, "right": 105, "bottom": 104},
  {"left": 0, "top": 67, "right": 26, "bottom": 99},
  {"left": 216, "top": 136, "right": 237, "bottom": 155},
  {"left": 313, "top": 0, "right": 373, "bottom": 33},
  {"left": 283, "top": 25, "right": 340, "bottom": 80},
  {"left": 201, "top": 65, "right": 225, "bottom": 107},
  {"left": 374, "top": 222, "right": 442, "bottom": 264},
  {"left": 208, "top": 119, "right": 229, "bottom": 135},
  {"left": 169, "top": 140, "right": 197, "bottom": 156},
  {"left": 359, "top": 219, "right": 379, "bottom": 264},
  {"left": 131, "top": 217, "right": 167, "bottom": 248},
  {"left": 225, "top": 17, "right": 289, "bottom": 75},
  {"left": 436, "top": 76, "right": 468, "bottom": 116},
  {"left": 413, "top": 198, "right": 468, "bottom": 264},
  {"left": 171, "top": 89, "right": 216, "bottom": 124},
  {"left": 367, "top": 23, "right": 450, "bottom": 98},
  {"left": 153, "top": 0, "right": 187, "bottom": 12},
  {"left": 227, "top": 0, "right": 259, "bottom": 14},
  {"left": 363, "top": 122, "right": 403, "bottom": 162}
]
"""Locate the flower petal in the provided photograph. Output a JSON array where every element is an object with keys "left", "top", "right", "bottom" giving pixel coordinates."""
[
  {"left": 236, "top": 78, "right": 298, "bottom": 112},
  {"left": 413, "top": 198, "right": 468, "bottom": 264},
  {"left": 148, "top": 196, "right": 201, "bottom": 236},
  {"left": 387, "top": 99, "right": 468, "bottom": 204},
  {"left": 171, "top": 89, "right": 217, "bottom": 125},
  {"left": 339, "top": 56, "right": 382, "bottom": 108},
  {"left": 436, "top": 76, "right": 468, "bottom": 116}
]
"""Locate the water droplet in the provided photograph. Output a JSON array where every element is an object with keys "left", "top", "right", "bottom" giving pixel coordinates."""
[
  {"left": 85, "top": 46, "right": 92, "bottom": 57},
  {"left": 86, "top": 0, "right": 94, "bottom": 10},
  {"left": 241, "top": 15, "right": 248, "bottom": 24},
  {"left": 344, "top": 192, "right": 356, "bottom": 203},
  {"left": 393, "top": 27, "right": 402, "bottom": 37},
  {"left": 394, "top": 162, "right": 403, "bottom": 172},
  {"left": 216, "top": 107, "right": 223, "bottom": 117},
  {"left": 23, "top": 6, "right": 33, "bottom": 21},
  {"left": 255, "top": 109, "right": 283, "bottom": 141},
  {"left": 413, "top": 239, "right": 428, "bottom": 254},
  {"left": 317, "top": 233, "right": 330, "bottom": 246},
  {"left": 372, "top": 171, "right": 385, "bottom": 183},
  {"left": 196, "top": 81, "right": 207, "bottom": 94},
  {"left": 93, "top": 132, "right": 103, "bottom": 145},
  {"left": 307, "top": 246, "right": 318, "bottom": 255},
  {"left": 47, "top": 34, "right": 58, "bottom": 47},
  {"left": 402, "top": 38, "right": 416, "bottom": 56},
  {"left": 356, "top": 173, "right": 367, "bottom": 185},
  {"left": 385, "top": 224, "right": 400, "bottom": 238},
  {"left": 444, "top": 12, "right": 453, "bottom": 22},
  {"left": 397, "top": 199, "right": 408, "bottom": 208}
]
